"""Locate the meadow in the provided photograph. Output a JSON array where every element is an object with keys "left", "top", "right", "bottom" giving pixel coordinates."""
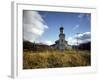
[{"left": 23, "top": 49, "right": 91, "bottom": 69}]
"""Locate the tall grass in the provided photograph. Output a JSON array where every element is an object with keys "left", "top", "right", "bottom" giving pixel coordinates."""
[{"left": 23, "top": 50, "right": 91, "bottom": 69}]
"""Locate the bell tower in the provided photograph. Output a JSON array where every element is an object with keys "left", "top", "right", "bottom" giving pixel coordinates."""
[
  {"left": 59, "top": 26, "right": 65, "bottom": 50},
  {"left": 59, "top": 27, "right": 65, "bottom": 41}
]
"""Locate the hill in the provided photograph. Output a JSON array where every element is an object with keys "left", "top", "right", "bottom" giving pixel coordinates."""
[
  {"left": 72, "top": 42, "right": 91, "bottom": 51},
  {"left": 23, "top": 41, "right": 51, "bottom": 51}
]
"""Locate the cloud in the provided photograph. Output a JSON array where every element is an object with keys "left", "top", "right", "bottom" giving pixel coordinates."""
[
  {"left": 78, "top": 13, "right": 90, "bottom": 21},
  {"left": 23, "top": 10, "right": 48, "bottom": 42},
  {"left": 42, "top": 40, "right": 53, "bottom": 45},
  {"left": 75, "top": 32, "right": 90, "bottom": 40},
  {"left": 78, "top": 13, "right": 84, "bottom": 19},
  {"left": 34, "top": 40, "right": 53, "bottom": 45},
  {"left": 68, "top": 32, "right": 91, "bottom": 45},
  {"left": 72, "top": 24, "right": 79, "bottom": 30},
  {"left": 68, "top": 37, "right": 77, "bottom": 45}
]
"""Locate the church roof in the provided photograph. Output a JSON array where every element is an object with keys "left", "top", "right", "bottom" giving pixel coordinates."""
[{"left": 55, "top": 40, "right": 59, "bottom": 43}]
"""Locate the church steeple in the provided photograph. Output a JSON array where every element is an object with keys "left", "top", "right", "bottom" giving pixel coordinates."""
[
  {"left": 53, "top": 26, "right": 68, "bottom": 50},
  {"left": 59, "top": 26, "right": 65, "bottom": 40},
  {"left": 60, "top": 27, "right": 64, "bottom": 34}
]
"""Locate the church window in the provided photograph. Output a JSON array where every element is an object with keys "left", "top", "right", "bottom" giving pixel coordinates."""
[{"left": 62, "top": 40, "right": 63, "bottom": 42}]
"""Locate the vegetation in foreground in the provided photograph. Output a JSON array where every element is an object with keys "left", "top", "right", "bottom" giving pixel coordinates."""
[{"left": 23, "top": 50, "right": 91, "bottom": 69}]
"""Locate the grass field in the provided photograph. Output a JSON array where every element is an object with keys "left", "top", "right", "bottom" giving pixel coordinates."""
[{"left": 23, "top": 50, "right": 91, "bottom": 69}]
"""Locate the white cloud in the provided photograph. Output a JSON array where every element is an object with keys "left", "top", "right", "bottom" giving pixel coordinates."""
[
  {"left": 68, "top": 32, "right": 91, "bottom": 45},
  {"left": 78, "top": 13, "right": 90, "bottom": 21},
  {"left": 23, "top": 10, "right": 48, "bottom": 42},
  {"left": 42, "top": 40, "right": 53, "bottom": 45},
  {"left": 32, "top": 40, "right": 53, "bottom": 45},
  {"left": 68, "top": 37, "right": 77, "bottom": 45},
  {"left": 78, "top": 13, "right": 84, "bottom": 19},
  {"left": 75, "top": 32, "right": 90, "bottom": 40},
  {"left": 72, "top": 24, "right": 79, "bottom": 30}
]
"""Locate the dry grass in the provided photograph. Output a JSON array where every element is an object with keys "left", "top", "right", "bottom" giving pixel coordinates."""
[{"left": 23, "top": 50, "right": 91, "bottom": 69}]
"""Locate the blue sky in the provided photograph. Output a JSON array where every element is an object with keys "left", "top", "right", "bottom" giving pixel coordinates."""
[{"left": 23, "top": 10, "right": 91, "bottom": 45}]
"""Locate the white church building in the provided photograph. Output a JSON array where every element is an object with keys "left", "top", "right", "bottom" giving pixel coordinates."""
[{"left": 51, "top": 26, "right": 70, "bottom": 50}]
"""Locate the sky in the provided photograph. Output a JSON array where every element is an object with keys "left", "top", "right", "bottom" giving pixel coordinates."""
[{"left": 23, "top": 10, "right": 91, "bottom": 45}]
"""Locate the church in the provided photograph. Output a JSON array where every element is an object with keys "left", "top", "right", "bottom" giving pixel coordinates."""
[{"left": 51, "top": 26, "right": 68, "bottom": 50}]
